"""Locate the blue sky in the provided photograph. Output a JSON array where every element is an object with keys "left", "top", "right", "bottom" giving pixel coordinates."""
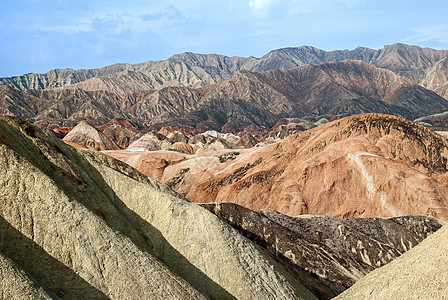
[{"left": 1, "top": 0, "right": 448, "bottom": 77}]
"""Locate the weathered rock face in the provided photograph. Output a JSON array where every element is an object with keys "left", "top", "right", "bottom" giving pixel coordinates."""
[
  {"left": 421, "top": 56, "right": 448, "bottom": 99},
  {"left": 62, "top": 120, "right": 120, "bottom": 150},
  {"left": 51, "top": 126, "right": 72, "bottom": 139},
  {"left": 335, "top": 222, "right": 448, "bottom": 299},
  {"left": 0, "top": 115, "right": 315, "bottom": 299},
  {"left": 201, "top": 202, "right": 444, "bottom": 299},
  {"left": 97, "top": 118, "right": 139, "bottom": 132},
  {"left": 237, "top": 133, "right": 258, "bottom": 148},
  {"left": 126, "top": 131, "right": 172, "bottom": 151},
  {"left": 267, "top": 118, "right": 316, "bottom": 140},
  {"left": 102, "top": 125, "right": 141, "bottom": 149},
  {"left": 164, "top": 142, "right": 195, "bottom": 154},
  {"left": 108, "top": 114, "right": 448, "bottom": 221}
]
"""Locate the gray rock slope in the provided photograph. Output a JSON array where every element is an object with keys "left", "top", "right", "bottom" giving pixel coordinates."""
[{"left": 0, "top": 115, "right": 315, "bottom": 299}]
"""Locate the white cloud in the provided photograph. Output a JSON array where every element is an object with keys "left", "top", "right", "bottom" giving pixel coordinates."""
[
  {"left": 247, "top": 0, "right": 363, "bottom": 18},
  {"left": 403, "top": 24, "right": 448, "bottom": 48},
  {"left": 337, "top": 0, "right": 365, "bottom": 7},
  {"left": 36, "top": 21, "right": 91, "bottom": 34},
  {"left": 248, "top": 0, "right": 300, "bottom": 18},
  {"left": 249, "top": 0, "right": 273, "bottom": 11}
]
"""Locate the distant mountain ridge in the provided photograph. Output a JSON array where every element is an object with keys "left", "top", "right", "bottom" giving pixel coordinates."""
[
  {"left": 2, "top": 60, "right": 448, "bottom": 131},
  {"left": 2, "top": 43, "right": 448, "bottom": 93}
]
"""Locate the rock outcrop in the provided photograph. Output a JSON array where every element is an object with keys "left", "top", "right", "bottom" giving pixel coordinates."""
[
  {"left": 97, "top": 118, "right": 139, "bottom": 132},
  {"left": 0, "top": 115, "right": 315, "bottom": 299},
  {"left": 63, "top": 120, "right": 119, "bottom": 150},
  {"left": 126, "top": 131, "right": 172, "bottom": 151},
  {"left": 101, "top": 125, "right": 141, "bottom": 149},
  {"left": 164, "top": 142, "right": 195, "bottom": 154}
]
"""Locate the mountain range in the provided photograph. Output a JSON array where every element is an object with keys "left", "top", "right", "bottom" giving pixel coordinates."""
[
  {"left": 2, "top": 43, "right": 448, "bottom": 93},
  {"left": 2, "top": 56, "right": 448, "bottom": 132}
]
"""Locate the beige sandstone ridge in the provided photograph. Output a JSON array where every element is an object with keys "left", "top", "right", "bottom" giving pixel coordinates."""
[
  {"left": 0, "top": 115, "right": 315, "bottom": 299},
  {"left": 335, "top": 222, "right": 448, "bottom": 299},
  {"left": 107, "top": 113, "right": 448, "bottom": 220},
  {"left": 62, "top": 120, "right": 119, "bottom": 150}
]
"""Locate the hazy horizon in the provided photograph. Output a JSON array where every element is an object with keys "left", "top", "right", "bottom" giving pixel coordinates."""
[{"left": 1, "top": 0, "right": 447, "bottom": 77}]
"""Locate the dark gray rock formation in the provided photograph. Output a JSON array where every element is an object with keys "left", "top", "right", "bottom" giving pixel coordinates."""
[{"left": 201, "top": 202, "right": 445, "bottom": 299}]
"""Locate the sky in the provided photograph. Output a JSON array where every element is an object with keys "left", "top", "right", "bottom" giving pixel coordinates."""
[{"left": 1, "top": 0, "right": 448, "bottom": 77}]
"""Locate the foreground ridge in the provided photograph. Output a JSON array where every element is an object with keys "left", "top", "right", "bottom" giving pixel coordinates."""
[{"left": 0, "top": 115, "right": 315, "bottom": 299}]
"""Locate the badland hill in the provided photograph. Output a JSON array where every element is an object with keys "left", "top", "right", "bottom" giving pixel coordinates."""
[{"left": 107, "top": 113, "right": 448, "bottom": 221}]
